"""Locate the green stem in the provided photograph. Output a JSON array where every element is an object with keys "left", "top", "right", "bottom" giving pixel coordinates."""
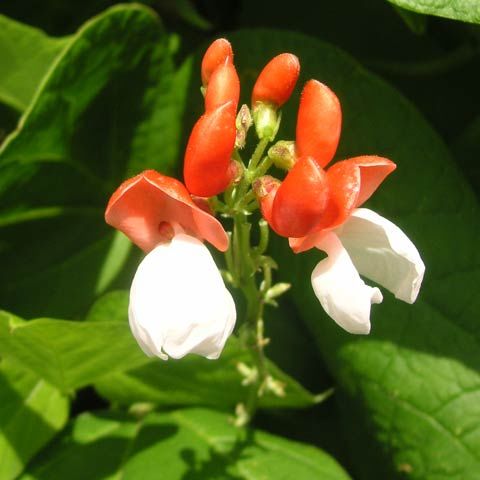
[{"left": 248, "top": 137, "right": 270, "bottom": 171}]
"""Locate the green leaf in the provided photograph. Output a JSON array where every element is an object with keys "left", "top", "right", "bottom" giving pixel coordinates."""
[
  {"left": 88, "top": 291, "right": 321, "bottom": 409},
  {"left": 386, "top": 0, "right": 480, "bottom": 24},
  {"left": 0, "top": 310, "right": 150, "bottom": 392},
  {"left": 0, "top": 14, "right": 69, "bottom": 112},
  {"left": 0, "top": 358, "right": 69, "bottom": 480},
  {"left": 221, "top": 29, "right": 480, "bottom": 479},
  {"left": 0, "top": 4, "right": 184, "bottom": 318},
  {"left": 21, "top": 408, "right": 351, "bottom": 479}
]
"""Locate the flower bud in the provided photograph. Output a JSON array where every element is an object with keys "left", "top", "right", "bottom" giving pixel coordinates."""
[
  {"left": 252, "top": 53, "right": 300, "bottom": 108},
  {"left": 296, "top": 80, "right": 342, "bottom": 168},
  {"left": 184, "top": 101, "right": 237, "bottom": 197},
  {"left": 268, "top": 140, "right": 296, "bottom": 170},
  {"left": 204, "top": 60, "right": 240, "bottom": 112},
  {"left": 201, "top": 38, "right": 233, "bottom": 86}
]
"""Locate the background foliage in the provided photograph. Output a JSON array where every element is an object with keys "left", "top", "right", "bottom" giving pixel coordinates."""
[{"left": 0, "top": 1, "right": 479, "bottom": 479}]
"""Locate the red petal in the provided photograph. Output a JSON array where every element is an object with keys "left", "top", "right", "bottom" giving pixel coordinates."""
[
  {"left": 325, "top": 159, "right": 361, "bottom": 229},
  {"left": 252, "top": 53, "right": 300, "bottom": 108},
  {"left": 204, "top": 61, "right": 240, "bottom": 112},
  {"left": 343, "top": 156, "right": 397, "bottom": 206},
  {"left": 271, "top": 156, "right": 332, "bottom": 238},
  {"left": 201, "top": 38, "right": 233, "bottom": 86},
  {"left": 105, "top": 170, "right": 229, "bottom": 252},
  {"left": 296, "top": 80, "right": 341, "bottom": 168},
  {"left": 183, "top": 102, "right": 236, "bottom": 197}
]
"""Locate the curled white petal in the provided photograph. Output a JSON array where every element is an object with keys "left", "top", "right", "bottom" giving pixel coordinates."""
[
  {"left": 312, "top": 232, "right": 383, "bottom": 335},
  {"left": 336, "top": 208, "right": 425, "bottom": 303},
  {"left": 128, "top": 233, "right": 236, "bottom": 360}
]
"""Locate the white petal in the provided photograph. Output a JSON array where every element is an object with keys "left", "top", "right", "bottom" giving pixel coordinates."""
[
  {"left": 336, "top": 208, "right": 425, "bottom": 303},
  {"left": 312, "top": 233, "right": 383, "bottom": 334},
  {"left": 128, "top": 233, "right": 236, "bottom": 360}
]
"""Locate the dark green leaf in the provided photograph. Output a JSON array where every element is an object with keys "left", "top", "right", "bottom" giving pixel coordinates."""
[
  {"left": 22, "top": 408, "right": 351, "bottom": 479},
  {"left": 0, "top": 5, "right": 184, "bottom": 317},
  {"left": 220, "top": 29, "right": 480, "bottom": 479},
  {"left": 0, "top": 358, "right": 69, "bottom": 480},
  {"left": 89, "top": 291, "right": 322, "bottom": 409},
  {"left": 0, "top": 310, "right": 150, "bottom": 392},
  {"left": 0, "top": 14, "right": 69, "bottom": 112}
]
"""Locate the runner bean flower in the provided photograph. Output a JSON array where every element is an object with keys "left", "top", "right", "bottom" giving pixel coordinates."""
[
  {"left": 105, "top": 170, "right": 235, "bottom": 359},
  {"left": 256, "top": 80, "right": 425, "bottom": 334}
]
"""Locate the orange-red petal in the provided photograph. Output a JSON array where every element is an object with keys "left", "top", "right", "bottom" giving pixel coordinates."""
[
  {"left": 105, "top": 170, "right": 229, "bottom": 252},
  {"left": 183, "top": 101, "right": 237, "bottom": 197},
  {"left": 271, "top": 156, "right": 331, "bottom": 238},
  {"left": 201, "top": 38, "right": 233, "bottom": 86},
  {"left": 342, "top": 156, "right": 397, "bottom": 206},
  {"left": 296, "top": 80, "right": 341, "bottom": 168},
  {"left": 252, "top": 53, "right": 300, "bottom": 108}
]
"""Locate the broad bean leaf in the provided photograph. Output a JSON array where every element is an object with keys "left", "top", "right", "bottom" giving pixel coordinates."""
[
  {"left": 386, "top": 0, "right": 480, "bottom": 24},
  {"left": 0, "top": 14, "right": 69, "bottom": 112},
  {"left": 214, "top": 30, "right": 480, "bottom": 479},
  {"left": 88, "top": 292, "right": 322, "bottom": 409},
  {"left": 0, "top": 358, "right": 68, "bottom": 480},
  {"left": 0, "top": 5, "right": 183, "bottom": 318},
  {"left": 0, "top": 310, "right": 150, "bottom": 392},
  {"left": 21, "top": 408, "right": 351, "bottom": 479}
]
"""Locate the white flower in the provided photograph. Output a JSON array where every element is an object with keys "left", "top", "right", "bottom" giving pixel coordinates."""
[
  {"left": 310, "top": 208, "right": 425, "bottom": 334},
  {"left": 128, "top": 233, "right": 236, "bottom": 360}
]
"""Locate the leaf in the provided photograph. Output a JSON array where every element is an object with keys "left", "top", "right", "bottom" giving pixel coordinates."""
[
  {"left": 0, "top": 5, "right": 184, "bottom": 318},
  {"left": 0, "top": 310, "right": 150, "bottom": 392},
  {"left": 88, "top": 292, "right": 321, "bottom": 409},
  {"left": 386, "top": 0, "right": 480, "bottom": 24},
  {"left": 0, "top": 14, "right": 69, "bottom": 112},
  {"left": 0, "top": 358, "right": 69, "bottom": 480},
  {"left": 21, "top": 408, "right": 351, "bottom": 479},
  {"left": 216, "top": 29, "right": 480, "bottom": 479}
]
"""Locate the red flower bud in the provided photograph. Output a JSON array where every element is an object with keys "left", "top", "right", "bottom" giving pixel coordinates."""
[
  {"left": 204, "top": 60, "right": 240, "bottom": 112},
  {"left": 201, "top": 38, "right": 233, "bottom": 86},
  {"left": 296, "top": 80, "right": 341, "bottom": 168},
  {"left": 252, "top": 53, "right": 300, "bottom": 108},
  {"left": 184, "top": 101, "right": 237, "bottom": 197},
  {"left": 105, "top": 170, "right": 229, "bottom": 252}
]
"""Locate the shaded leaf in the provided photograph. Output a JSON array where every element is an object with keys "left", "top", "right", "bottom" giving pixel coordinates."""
[
  {"left": 0, "top": 358, "right": 69, "bottom": 480},
  {"left": 22, "top": 408, "right": 351, "bottom": 479}
]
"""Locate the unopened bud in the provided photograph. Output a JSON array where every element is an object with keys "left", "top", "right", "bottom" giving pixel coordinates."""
[
  {"left": 253, "top": 103, "right": 281, "bottom": 140},
  {"left": 235, "top": 104, "right": 253, "bottom": 149},
  {"left": 268, "top": 140, "right": 296, "bottom": 170},
  {"left": 236, "top": 362, "right": 258, "bottom": 386}
]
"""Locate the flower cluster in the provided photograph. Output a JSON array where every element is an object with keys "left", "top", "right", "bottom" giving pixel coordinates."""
[{"left": 105, "top": 38, "right": 424, "bottom": 364}]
